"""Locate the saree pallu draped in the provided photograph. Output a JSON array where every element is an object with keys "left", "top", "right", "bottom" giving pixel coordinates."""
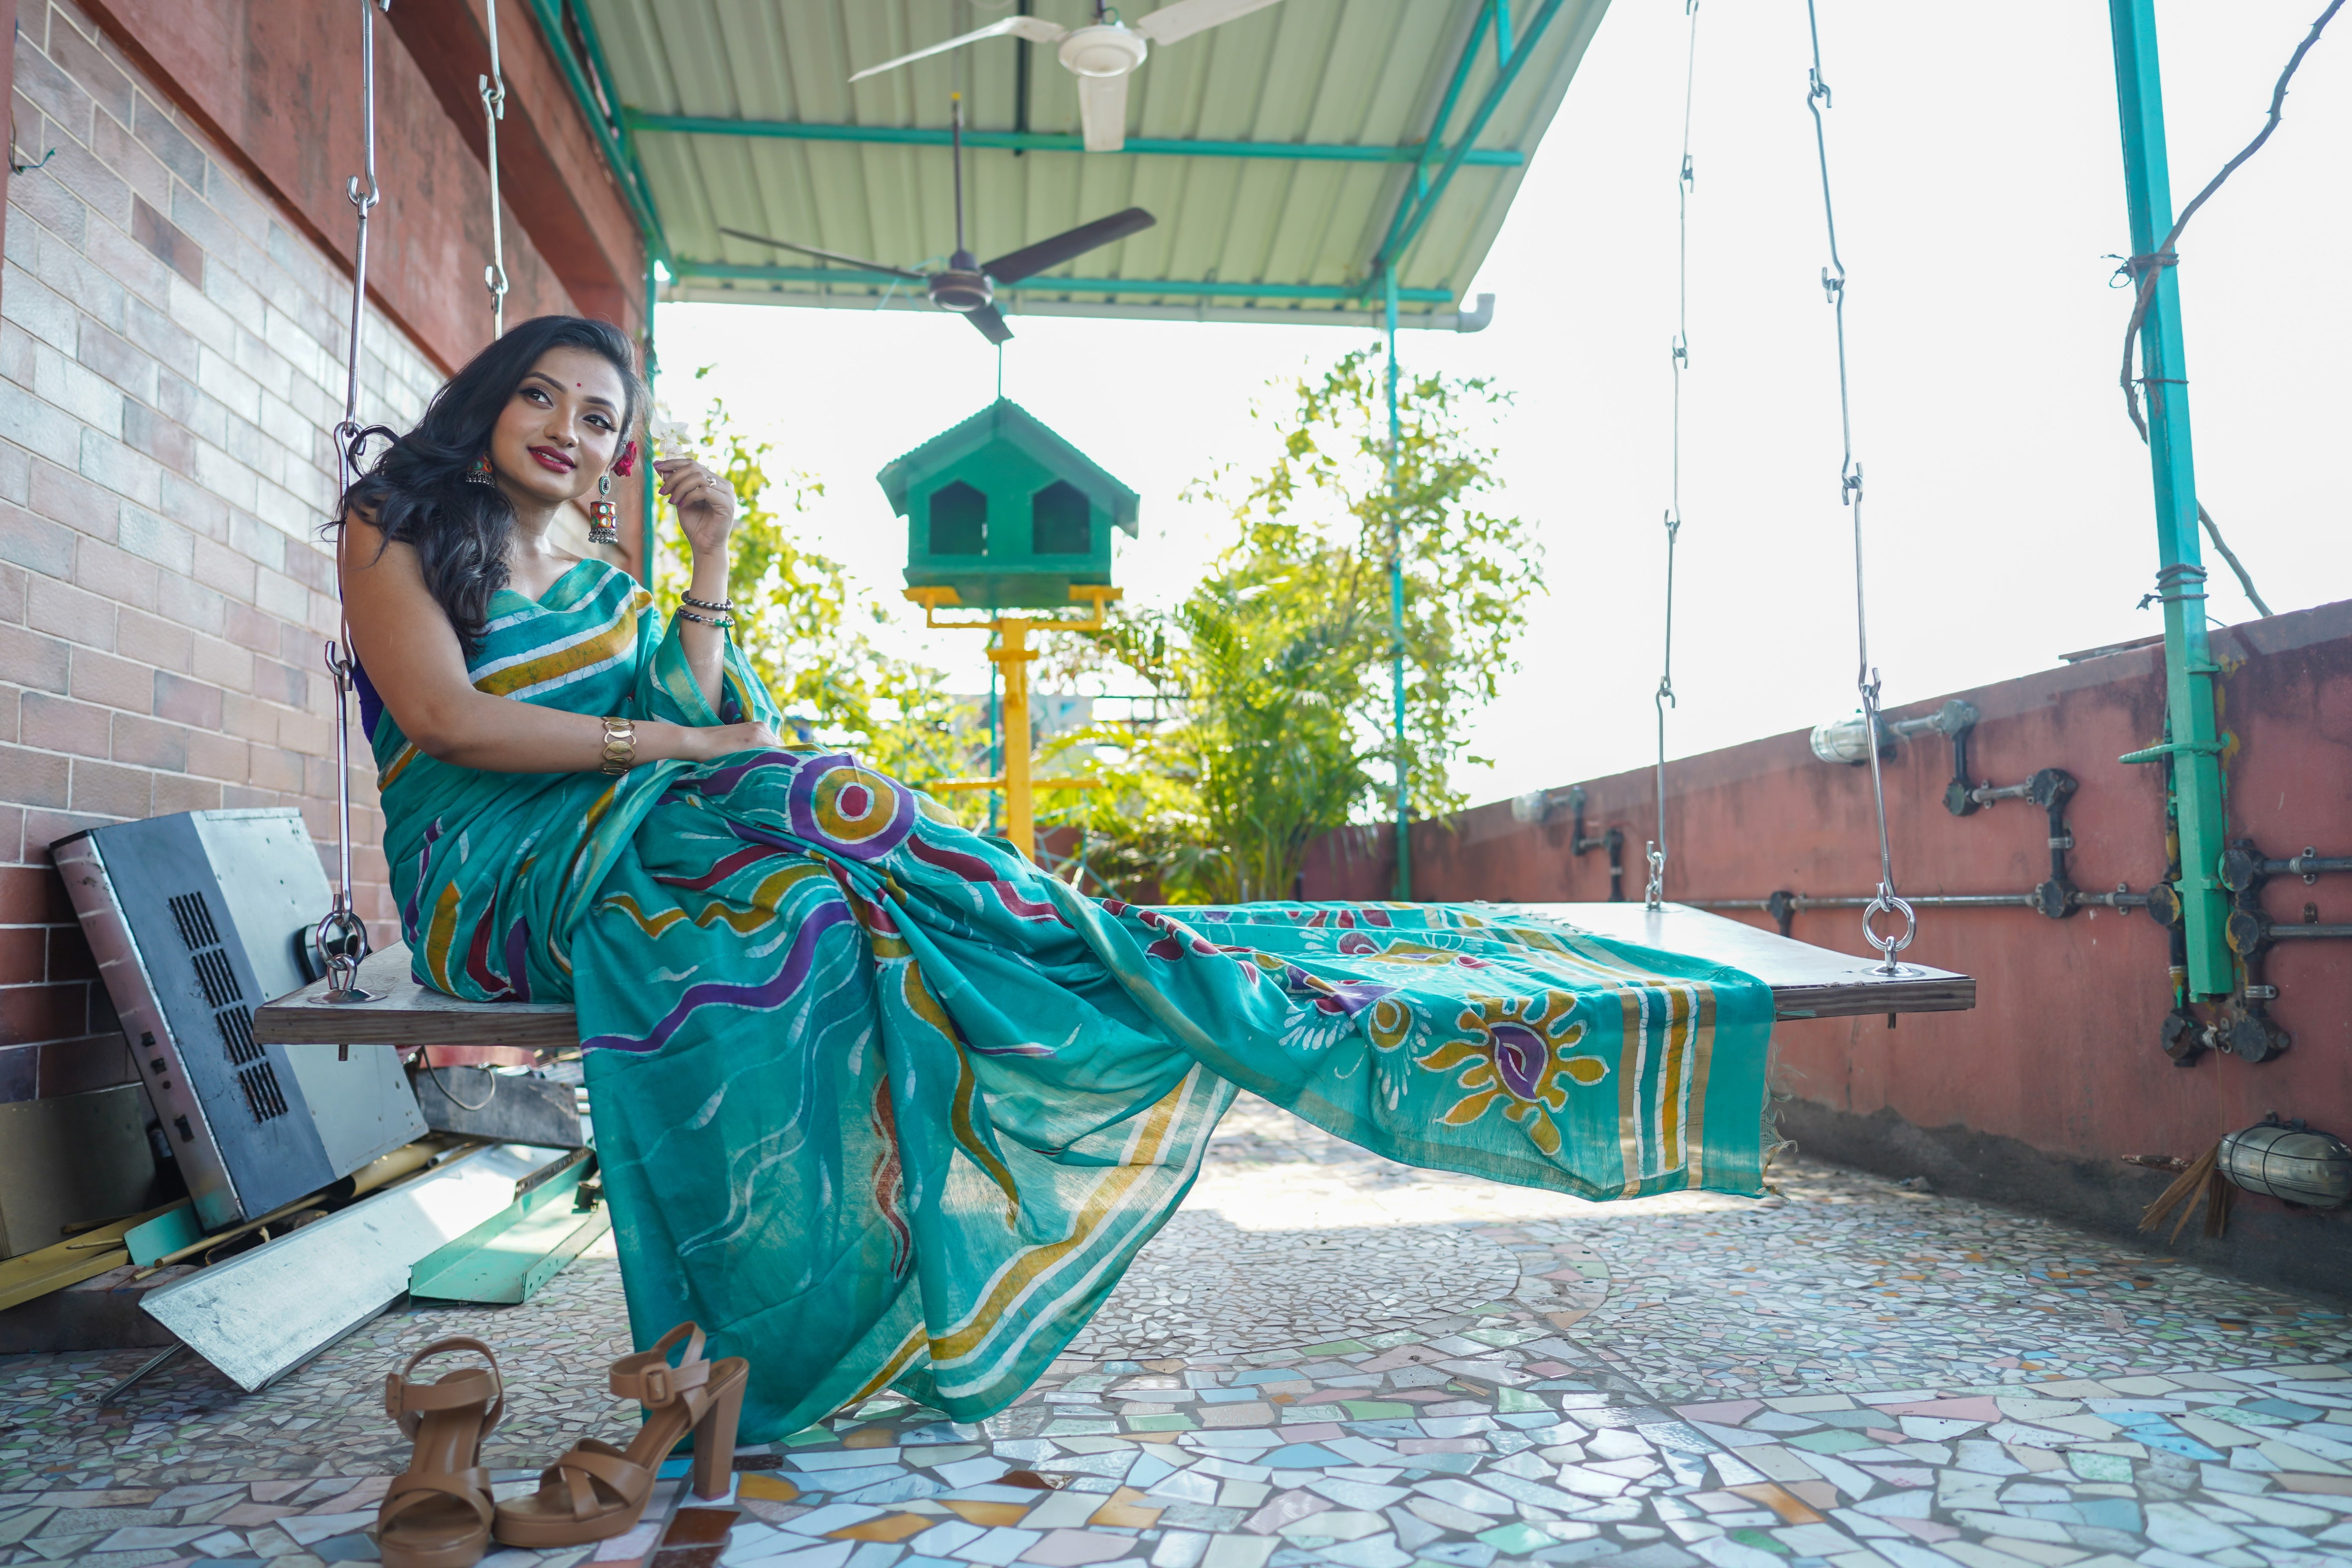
[{"left": 367, "top": 560, "right": 1776, "bottom": 1443}]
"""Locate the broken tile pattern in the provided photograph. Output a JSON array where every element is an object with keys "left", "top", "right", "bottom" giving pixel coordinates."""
[
  {"left": 1066, "top": 1213, "right": 1535, "bottom": 1361},
  {"left": 5, "top": 1092, "right": 2351, "bottom": 1568},
  {"left": 1561, "top": 1174, "right": 2352, "bottom": 1403}
]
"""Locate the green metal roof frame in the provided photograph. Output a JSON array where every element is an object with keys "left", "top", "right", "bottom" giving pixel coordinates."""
[{"left": 538, "top": 0, "right": 1611, "bottom": 331}]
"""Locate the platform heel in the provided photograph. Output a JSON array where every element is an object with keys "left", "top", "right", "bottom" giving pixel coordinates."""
[
  {"left": 492, "top": 1323, "right": 749, "bottom": 1548},
  {"left": 376, "top": 1337, "right": 507, "bottom": 1568}
]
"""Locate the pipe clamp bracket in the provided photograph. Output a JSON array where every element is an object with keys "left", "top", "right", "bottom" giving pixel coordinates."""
[{"left": 2118, "top": 741, "right": 2224, "bottom": 764}]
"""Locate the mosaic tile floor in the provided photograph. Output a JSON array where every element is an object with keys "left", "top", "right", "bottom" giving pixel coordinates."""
[{"left": 4, "top": 1094, "right": 2349, "bottom": 1568}]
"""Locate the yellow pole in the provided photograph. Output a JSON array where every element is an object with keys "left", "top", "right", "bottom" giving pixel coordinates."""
[{"left": 992, "top": 616, "right": 1036, "bottom": 859}]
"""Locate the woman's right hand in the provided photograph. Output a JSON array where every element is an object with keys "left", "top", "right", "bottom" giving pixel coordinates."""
[{"left": 651, "top": 720, "right": 781, "bottom": 764}]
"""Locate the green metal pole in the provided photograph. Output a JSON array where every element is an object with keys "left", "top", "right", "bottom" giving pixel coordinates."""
[
  {"left": 2109, "top": 0, "right": 2230, "bottom": 998},
  {"left": 1386, "top": 263, "right": 1409, "bottom": 902},
  {"left": 641, "top": 254, "right": 658, "bottom": 585}
]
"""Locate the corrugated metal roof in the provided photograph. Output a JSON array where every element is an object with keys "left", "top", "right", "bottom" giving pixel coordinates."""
[{"left": 573, "top": 0, "right": 1610, "bottom": 329}]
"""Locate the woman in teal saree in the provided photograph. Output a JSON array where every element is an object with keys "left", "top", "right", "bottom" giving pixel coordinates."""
[{"left": 339, "top": 317, "right": 1775, "bottom": 1447}]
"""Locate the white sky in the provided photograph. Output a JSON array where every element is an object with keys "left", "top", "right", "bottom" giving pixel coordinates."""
[{"left": 655, "top": 0, "right": 2351, "bottom": 807}]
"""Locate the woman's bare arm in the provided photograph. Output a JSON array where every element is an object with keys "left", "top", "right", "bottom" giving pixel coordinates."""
[
  {"left": 339, "top": 516, "right": 772, "bottom": 772},
  {"left": 656, "top": 457, "right": 733, "bottom": 712}
]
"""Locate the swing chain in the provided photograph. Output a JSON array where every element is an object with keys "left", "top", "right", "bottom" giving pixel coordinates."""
[
  {"left": 479, "top": 0, "right": 509, "bottom": 336},
  {"left": 1805, "top": 0, "right": 1913, "bottom": 976},
  {"left": 1649, "top": 0, "right": 1700, "bottom": 915},
  {"left": 318, "top": 0, "right": 391, "bottom": 1007},
  {"left": 1647, "top": 507, "right": 1678, "bottom": 913}
]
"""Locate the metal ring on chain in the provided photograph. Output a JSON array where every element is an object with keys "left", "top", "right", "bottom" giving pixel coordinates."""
[
  {"left": 1861, "top": 889, "right": 1916, "bottom": 958},
  {"left": 314, "top": 906, "right": 381, "bottom": 1004}
]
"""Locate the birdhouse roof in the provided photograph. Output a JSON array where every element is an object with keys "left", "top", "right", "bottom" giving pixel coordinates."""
[{"left": 876, "top": 399, "right": 1141, "bottom": 535}]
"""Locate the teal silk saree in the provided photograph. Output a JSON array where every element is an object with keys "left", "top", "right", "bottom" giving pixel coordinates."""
[{"left": 362, "top": 560, "right": 1775, "bottom": 1443}]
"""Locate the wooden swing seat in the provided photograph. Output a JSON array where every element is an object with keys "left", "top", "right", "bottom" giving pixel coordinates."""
[{"left": 250, "top": 902, "right": 1971, "bottom": 1049}]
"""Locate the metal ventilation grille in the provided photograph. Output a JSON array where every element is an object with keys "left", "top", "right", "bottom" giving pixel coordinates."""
[
  {"left": 239, "top": 1061, "right": 290, "bottom": 1122},
  {"left": 169, "top": 891, "right": 222, "bottom": 951},
  {"left": 190, "top": 949, "right": 241, "bottom": 1009},
  {"left": 169, "top": 888, "right": 283, "bottom": 1125},
  {"left": 215, "top": 1003, "right": 263, "bottom": 1067}
]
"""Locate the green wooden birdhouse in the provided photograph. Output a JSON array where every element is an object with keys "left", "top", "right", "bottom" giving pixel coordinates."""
[{"left": 879, "top": 399, "right": 1140, "bottom": 610}]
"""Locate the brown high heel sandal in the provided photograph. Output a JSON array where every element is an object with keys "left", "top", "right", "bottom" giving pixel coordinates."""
[
  {"left": 378, "top": 1337, "right": 508, "bottom": 1568},
  {"left": 493, "top": 1323, "right": 748, "bottom": 1548}
]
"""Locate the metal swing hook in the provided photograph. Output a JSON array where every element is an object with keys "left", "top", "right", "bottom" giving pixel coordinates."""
[{"left": 316, "top": 636, "right": 380, "bottom": 1005}]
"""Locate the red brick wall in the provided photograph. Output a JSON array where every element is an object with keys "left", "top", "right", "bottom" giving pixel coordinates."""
[
  {"left": 74, "top": 0, "right": 644, "bottom": 374},
  {"left": 0, "top": 0, "right": 645, "bottom": 1102}
]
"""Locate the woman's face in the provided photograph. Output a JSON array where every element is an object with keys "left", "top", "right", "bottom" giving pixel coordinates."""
[{"left": 488, "top": 345, "right": 630, "bottom": 508}]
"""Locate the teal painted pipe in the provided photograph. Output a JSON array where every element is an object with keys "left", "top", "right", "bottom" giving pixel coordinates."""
[
  {"left": 669, "top": 261, "right": 1454, "bottom": 305},
  {"left": 1386, "top": 263, "right": 1409, "bottom": 902},
  {"left": 624, "top": 113, "right": 1523, "bottom": 167},
  {"left": 641, "top": 254, "right": 657, "bottom": 586},
  {"left": 2108, "top": 0, "right": 2231, "bottom": 998}
]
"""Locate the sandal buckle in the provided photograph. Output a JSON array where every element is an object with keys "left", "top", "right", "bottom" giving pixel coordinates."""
[
  {"left": 641, "top": 1366, "right": 673, "bottom": 1405},
  {"left": 384, "top": 1372, "right": 402, "bottom": 1420}
]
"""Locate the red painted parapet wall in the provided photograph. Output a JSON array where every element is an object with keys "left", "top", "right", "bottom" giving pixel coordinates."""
[{"left": 1302, "top": 600, "right": 2352, "bottom": 1292}]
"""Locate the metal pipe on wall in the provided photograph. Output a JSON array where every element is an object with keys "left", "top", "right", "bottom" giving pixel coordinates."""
[{"left": 2108, "top": 0, "right": 2233, "bottom": 998}]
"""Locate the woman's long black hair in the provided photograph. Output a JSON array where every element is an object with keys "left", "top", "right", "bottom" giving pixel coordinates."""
[{"left": 335, "top": 315, "right": 648, "bottom": 653}]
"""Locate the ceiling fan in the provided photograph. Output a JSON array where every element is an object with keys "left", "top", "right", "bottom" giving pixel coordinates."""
[
  {"left": 849, "top": 0, "right": 1290, "bottom": 153},
  {"left": 719, "top": 96, "right": 1154, "bottom": 344}
]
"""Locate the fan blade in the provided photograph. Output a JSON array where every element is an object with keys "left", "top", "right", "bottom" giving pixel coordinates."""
[
  {"left": 984, "top": 208, "right": 1156, "bottom": 285},
  {"left": 717, "top": 226, "right": 928, "bottom": 281},
  {"left": 849, "top": 16, "right": 1067, "bottom": 82},
  {"left": 964, "top": 304, "right": 1014, "bottom": 344},
  {"left": 1076, "top": 71, "right": 1132, "bottom": 154},
  {"left": 1132, "top": 0, "right": 1287, "bottom": 47}
]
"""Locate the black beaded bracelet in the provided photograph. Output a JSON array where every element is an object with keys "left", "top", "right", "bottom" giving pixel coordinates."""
[
  {"left": 681, "top": 591, "right": 734, "bottom": 613},
  {"left": 677, "top": 606, "right": 734, "bottom": 628}
]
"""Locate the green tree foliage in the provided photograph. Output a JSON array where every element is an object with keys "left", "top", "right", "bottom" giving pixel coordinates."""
[
  {"left": 1052, "top": 348, "right": 1537, "bottom": 903},
  {"left": 653, "top": 392, "right": 972, "bottom": 782}
]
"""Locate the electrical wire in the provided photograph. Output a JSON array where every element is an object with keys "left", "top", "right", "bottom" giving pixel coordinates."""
[
  {"left": 1802, "top": 0, "right": 1913, "bottom": 974},
  {"left": 428, "top": 1059, "right": 499, "bottom": 1112},
  {"left": 1647, "top": 0, "right": 1699, "bottom": 913}
]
